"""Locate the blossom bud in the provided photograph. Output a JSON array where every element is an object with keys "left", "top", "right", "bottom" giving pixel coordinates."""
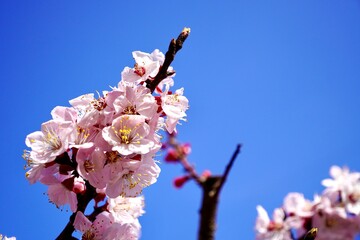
[
  {"left": 73, "top": 177, "right": 86, "bottom": 194},
  {"left": 173, "top": 175, "right": 190, "bottom": 188},
  {"left": 201, "top": 170, "right": 212, "bottom": 178},
  {"left": 180, "top": 143, "right": 191, "bottom": 155},
  {"left": 165, "top": 149, "right": 179, "bottom": 163}
]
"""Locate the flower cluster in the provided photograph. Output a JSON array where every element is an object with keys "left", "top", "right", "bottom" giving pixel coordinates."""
[
  {"left": 255, "top": 165, "right": 360, "bottom": 240},
  {"left": 0, "top": 235, "right": 15, "bottom": 240},
  {"left": 23, "top": 49, "right": 189, "bottom": 239},
  {"left": 74, "top": 195, "right": 144, "bottom": 240}
]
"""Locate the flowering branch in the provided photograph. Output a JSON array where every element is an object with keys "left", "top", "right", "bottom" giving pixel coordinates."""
[{"left": 23, "top": 28, "right": 190, "bottom": 240}]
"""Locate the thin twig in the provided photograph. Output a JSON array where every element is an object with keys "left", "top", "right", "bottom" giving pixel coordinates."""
[
  {"left": 218, "top": 144, "right": 242, "bottom": 193},
  {"left": 179, "top": 156, "right": 204, "bottom": 186}
]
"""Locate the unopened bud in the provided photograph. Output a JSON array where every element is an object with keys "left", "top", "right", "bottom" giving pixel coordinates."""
[
  {"left": 201, "top": 170, "right": 212, "bottom": 178},
  {"left": 73, "top": 177, "right": 86, "bottom": 194},
  {"left": 165, "top": 149, "right": 179, "bottom": 163},
  {"left": 173, "top": 175, "right": 190, "bottom": 188},
  {"left": 180, "top": 143, "right": 191, "bottom": 155}
]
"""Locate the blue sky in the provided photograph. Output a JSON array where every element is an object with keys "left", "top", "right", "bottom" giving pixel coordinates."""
[{"left": 1, "top": 1, "right": 360, "bottom": 239}]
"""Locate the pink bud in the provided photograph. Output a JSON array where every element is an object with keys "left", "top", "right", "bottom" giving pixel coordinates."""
[
  {"left": 201, "top": 170, "right": 212, "bottom": 178},
  {"left": 173, "top": 175, "right": 190, "bottom": 188},
  {"left": 181, "top": 143, "right": 192, "bottom": 155},
  {"left": 165, "top": 149, "right": 179, "bottom": 163},
  {"left": 73, "top": 177, "right": 86, "bottom": 194}
]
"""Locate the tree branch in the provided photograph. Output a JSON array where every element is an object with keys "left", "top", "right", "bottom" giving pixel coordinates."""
[
  {"left": 218, "top": 144, "right": 242, "bottom": 193},
  {"left": 55, "top": 181, "right": 97, "bottom": 240},
  {"left": 146, "top": 28, "right": 190, "bottom": 93},
  {"left": 198, "top": 144, "right": 241, "bottom": 240}
]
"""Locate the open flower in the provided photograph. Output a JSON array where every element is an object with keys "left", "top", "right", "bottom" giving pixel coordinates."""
[
  {"left": 25, "top": 120, "right": 74, "bottom": 163},
  {"left": 102, "top": 115, "right": 154, "bottom": 156},
  {"left": 120, "top": 49, "right": 164, "bottom": 84},
  {"left": 161, "top": 86, "right": 189, "bottom": 133},
  {"left": 255, "top": 206, "right": 293, "bottom": 240},
  {"left": 322, "top": 165, "right": 360, "bottom": 214},
  {"left": 106, "top": 152, "right": 160, "bottom": 198},
  {"left": 113, "top": 85, "right": 157, "bottom": 119}
]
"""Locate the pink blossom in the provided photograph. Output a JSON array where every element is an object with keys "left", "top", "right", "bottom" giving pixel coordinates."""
[
  {"left": 312, "top": 196, "right": 360, "bottom": 240},
  {"left": 283, "top": 193, "right": 314, "bottom": 218},
  {"left": 102, "top": 115, "right": 154, "bottom": 156},
  {"left": 120, "top": 50, "right": 163, "bottom": 84},
  {"left": 25, "top": 120, "right": 74, "bottom": 163},
  {"left": 113, "top": 85, "right": 157, "bottom": 119},
  {"left": 41, "top": 173, "right": 78, "bottom": 212},
  {"left": 161, "top": 86, "right": 189, "bottom": 133},
  {"left": 107, "top": 195, "right": 145, "bottom": 224},
  {"left": 76, "top": 145, "right": 110, "bottom": 189},
  {"left": 255, "top": 206, "right": 293, "bottom": 240},
  {"left": 51, "top": 106, "right": 78, "bottom": 123},
  {"left": 103, "top": 222, "right": 141, "bottom": 240},
  {"left": 105, "top": 152, "right": 160, "bottom": 198},
  {"left": 0, "top": 234, "right": 16, "bottom": 240},
  {"left": 69, "top": 93, "right": 113, "bottom": 128},
  {"left": 322, "top": 165, "right": 360, "bottom": 214},
  {"left": 74, "top": 211, "right": 113, "bottom": 240}
]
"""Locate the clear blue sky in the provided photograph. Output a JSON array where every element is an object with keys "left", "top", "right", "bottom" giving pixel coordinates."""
[{"left": 1, "top": 1, "right": 360, "bottom": 239}]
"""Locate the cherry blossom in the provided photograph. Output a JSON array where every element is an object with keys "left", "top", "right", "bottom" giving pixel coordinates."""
[
  {"left": 255, "top": 206, "right": 293, "bottom": 240},
  {"left": 40, "top": 172, "right": 78, "bottom": 212},
  {"left": 120, "top": 49, "right": 164, "bottom": 84},
  {"left": 112, "top": 85, "right": 157, "bottom": 119},
  {"left": 0, "top": 235, "right": 16, "bottom": 240},
  {"left": 161, "top": 86, "right": 189, "bottom": 133},
  {"left": 25, "top": 120, "right": 74, "bottom": 163},
  {"left": 322, "top": 165, "right": 360, "bottom": 215},
  {"left": 102, "top": 115, "right": 154, "bottom": 156},
  {"left": 107, "top": 195, "right": 144, "bottom": 224},
  {"left": 105, "top": 152, "right": 160, "bottom": 198},
  {"left": 74, "top": 211, "right": 114, "bottom": 240}
]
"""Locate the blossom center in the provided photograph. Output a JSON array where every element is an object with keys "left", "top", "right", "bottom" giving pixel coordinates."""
[
  {"left": 105, "top": 151, "right": 123, "bottom": 164},
  {"left": 84, "top": 160, "right": 95, "bottom": 173},
  {"left": 82, "top": 229, "right": 96, "bottom": 240},
  {"left": 43, "top": 128, "right": 62, "bottom": 150},
  {"left": 91, "top": 97, "right": 107, "bottom": 111},
  {"left": 134, "top": 63, "right": 146, "bottom": 77},
  {"left": 112, "top": 125, "right": 134, "bottom": 144},
  {"left": 123, "top": 105, "right": 137, "bottom": 115}
]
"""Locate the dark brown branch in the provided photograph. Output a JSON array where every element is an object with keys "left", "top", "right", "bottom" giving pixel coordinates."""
[
  {"left": 218, "top": 144, "right": 242, "bottom": 193},
  {"left": 55, "top": 181, "right": 97, "bottom": 240},
  {"left": 198, "top": 144, "right": 241, "bottom": 240},
  {"left": 198, "top": 176, "right": 222, "bottom": 240},
  {"left": 146, "top": 28, "right": 190, "bottom": 93}
]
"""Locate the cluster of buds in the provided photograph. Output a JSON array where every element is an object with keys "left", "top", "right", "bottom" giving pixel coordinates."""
[
  {"left": 163, "top": 133, "right": 212, "bottom": 189},
  {"left": 23, "top": 45, "right": 189, "bottom": 239},
  {"left": 255, "top": 165, "right": 360, "bottom": 240}
]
